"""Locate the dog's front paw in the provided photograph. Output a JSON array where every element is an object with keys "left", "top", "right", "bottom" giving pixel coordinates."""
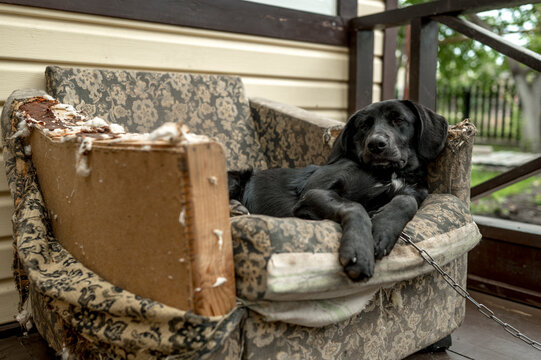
[
  {"left": 372, "top": 220, "right": 400, "bottom": 259},
  {"left": 339, "top": 236, "right": 375, "bottom": 281},
  {"left": 229, "top": 200, "right": 250, "bottom": 217}
]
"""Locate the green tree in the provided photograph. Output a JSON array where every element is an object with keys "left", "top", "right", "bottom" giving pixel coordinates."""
[{"left": 398, "top": 1, "right": 541, "bottom": 151}]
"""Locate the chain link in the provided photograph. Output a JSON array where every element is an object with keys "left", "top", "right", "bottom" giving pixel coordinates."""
[{"left": 399, "top": 232, "right": 541, "bottom": 352}]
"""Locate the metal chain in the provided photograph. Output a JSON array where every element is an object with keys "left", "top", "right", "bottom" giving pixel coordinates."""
[{"left": 399, "top": 232, "right": 541, "bottom": 351}]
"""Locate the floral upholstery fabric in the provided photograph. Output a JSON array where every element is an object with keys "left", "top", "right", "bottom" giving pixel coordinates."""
[
  {"left": 231, "top": 193, "right": 477, "bottom": 302},
  {"left": 428, "top": 120, "right": 477, "bottom": 205},
  {"left": 231, "top": 217, "right": 342, "bottom": 300},
  {"left": 45, "top": 66, "right": 268, "bottom": 171},
  {"left": 2, "top": 90, "right": 245, "bottom": 360},
  {"left": 249, "top": 98, "right": 343, "bottom": 168},
  {"left": 240, "top": 255, "right": 467, "bottom": 360}
]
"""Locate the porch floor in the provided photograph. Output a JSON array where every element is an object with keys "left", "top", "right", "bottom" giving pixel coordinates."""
[
  {"left": 1, "top": 290, "right": 540, "bottom": 359},
  {"left": 407, "top": 290, "right": 541, "bottom": 360}
]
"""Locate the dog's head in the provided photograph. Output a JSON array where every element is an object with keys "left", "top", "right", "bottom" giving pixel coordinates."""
[{"left": 328, "top": 100, "right": 448, "bottom": 170}]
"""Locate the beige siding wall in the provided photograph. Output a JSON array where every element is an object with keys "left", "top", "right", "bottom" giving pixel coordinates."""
[{"left": 0, "top": 0, "right": 384, "bottom": 324}]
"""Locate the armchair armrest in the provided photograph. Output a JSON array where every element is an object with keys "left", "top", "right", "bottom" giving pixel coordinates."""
[
  {"left": 3, "top": 92, "right": 236, "bottom": 317},
  {"left": 249, "top": 97, "right": 344, "bottom": 168},
  {"left": 428, "top": 120, "right": 477, "bottom": 205}
]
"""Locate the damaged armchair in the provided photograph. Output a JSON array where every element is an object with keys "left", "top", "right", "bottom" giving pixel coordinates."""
[{"left": 2, "top": 66, "right": 481, "bottom": 359}]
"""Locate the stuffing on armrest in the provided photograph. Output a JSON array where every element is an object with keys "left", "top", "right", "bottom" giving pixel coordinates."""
[
  {"left": 427, "top": 120, "right": 477, "bottom": 205},
  {"left": 249, "top": 97, "right": 344, "bottom": 168}
]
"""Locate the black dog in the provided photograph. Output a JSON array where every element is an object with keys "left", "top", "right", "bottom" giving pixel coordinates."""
[{"left": 228, "top": 100, "right": 448, "bottom": 281}]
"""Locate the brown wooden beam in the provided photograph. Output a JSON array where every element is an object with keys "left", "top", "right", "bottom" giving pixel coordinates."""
[
  {"left": 0, "top": 0, "right": 357, "bottom": 46},
  {"left": 348, "top": 30, "right": 374, "bottom": 114},
  {"left": 468, "top": 215, "right": 541, "bottom": 308},
  {"left": 473, "top": 215, "right": 541, "bottom": 249},
  {"left": 467, "top": 274, "right": 541, "bottom": 309},
  {"left": 382, "top": 0, "right": 398, "bottom": 100},
  {"left": 352, "top": 0, "right": 541, "bottom": 30},
  {"left": 435, "top": 15, "right": 541, "bottom": 72},
  {"left": 408, "top": 18, "right": 438, "bottom": 110},
  {"left": 471, "top": 156, "right": 541, "bottom": 201},
  {"left": 337, "top": 0, "right": 358, "bottom": 19}
]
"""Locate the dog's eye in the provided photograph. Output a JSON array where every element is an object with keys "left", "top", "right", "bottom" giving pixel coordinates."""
[
  {"left": 359, "top": 117, "right": 374, "bottom": 130},
  {"left": 394, "top": 118, "right": 404, "bottom": 126}
]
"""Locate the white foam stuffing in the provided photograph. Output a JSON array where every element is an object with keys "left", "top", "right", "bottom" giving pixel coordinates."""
[
  {"left": 61, "top": 346, "right": 70, "bottom": 360},
  {"left": 75, "top": 138, "right": 93, "bottom": 177},
  {"left": 83, "top": 117, "right": 109, "bottom": 129},
  {"left": 9, "top": 119, "right": 30, "bottom": 139},
  {"left": 180, "top": 125, "right": 209, "bottom": 144},
  {"left": 109, "top": 123, "right": 125, "bottom": 134},
  {"left": 213, "top": 229, "right": 224, "bottom": 250},
  {"left": 16, "top": 310, "right": 32, "bottom": 331},
  {"left": 78, "top": 137, "right": 93, "bottom": 154},
  {"left": 212, "top": 277, "right": 227, "bottom": 288},
  {"left": 179, "top": 207, "right": 186, "bottom": 226},
  {"left": 149, "top": 123, "right": 180, "bottom": 142}
]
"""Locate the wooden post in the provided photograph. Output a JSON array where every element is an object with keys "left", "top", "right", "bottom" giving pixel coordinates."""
[
  {"left": 408, "top": 17, "right": 438, "bottom": 110},
  {"left": 348, "top": 30, "right": 374, "bottom": 114},
  {"left": 382, "top": 0, "right": 398, "bottom": 100}
]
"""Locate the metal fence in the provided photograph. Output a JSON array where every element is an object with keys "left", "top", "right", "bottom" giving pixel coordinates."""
[{"left": 436, "top": 81, "right": 522, "bottom": 146}]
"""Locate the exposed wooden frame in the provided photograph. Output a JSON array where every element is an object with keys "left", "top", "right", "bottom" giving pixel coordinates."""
[
  {"left": 0, "top": 0, "right": 357, "bottom": 46},
  {"left": 351, "top": 0, "right": 541, "bottom": 30},
  {"left": 471, "top": 156, "right": 541, "bottom": 201},
  {"left": 435, "top": 15, "right": 541, "bottom": 72}
]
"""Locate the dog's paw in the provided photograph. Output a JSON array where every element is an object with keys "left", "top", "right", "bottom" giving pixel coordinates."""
[
  {"left": 229, "top": 200, "right": 250, "bottom": 217},
  {"left": 373, "top": 225, "right": 399, "bottom": 259},
  {"left": 339, "top": 239, "right": 375, "bottom": 281}
]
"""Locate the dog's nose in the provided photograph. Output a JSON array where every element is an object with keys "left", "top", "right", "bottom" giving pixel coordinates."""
[{"left": 367, "top": 135, "right": 388, "bottom": 153}]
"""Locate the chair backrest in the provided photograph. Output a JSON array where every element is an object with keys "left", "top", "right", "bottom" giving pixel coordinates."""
[{"left": 45, "top": 66, "right": 267, "bottom": 171}]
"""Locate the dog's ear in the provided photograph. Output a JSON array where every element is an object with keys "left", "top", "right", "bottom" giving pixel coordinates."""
[
  {"left": 401, "top": 100, "right": 448, "bottom": 162},
  {"left": 327, "top": 112, "right": 359, "bottom": 164}
]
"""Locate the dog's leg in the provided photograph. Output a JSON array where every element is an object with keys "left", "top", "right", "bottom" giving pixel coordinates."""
[
  {"left": 371, "top": 194, "right": 418, "bottom": 259},
  {"left": 293, "top": 189, "right": 375, "bottom": 281}
]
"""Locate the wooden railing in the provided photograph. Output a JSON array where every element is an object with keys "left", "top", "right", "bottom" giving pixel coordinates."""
[{"left": 349, "top": 0, "right": 541, "bottom": 307}]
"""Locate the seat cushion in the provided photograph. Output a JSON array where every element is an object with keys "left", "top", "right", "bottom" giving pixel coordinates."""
[
  {"left": 45, "top": 66, "right": 267, "bottom": 171},
  {"left": 231, "top": 194, "right": 481, "bottom": 326}
]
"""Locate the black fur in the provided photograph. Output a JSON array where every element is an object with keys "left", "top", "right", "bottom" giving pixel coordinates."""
[{"left": 228, "top": 99, "right": 448, "bottom": 281}]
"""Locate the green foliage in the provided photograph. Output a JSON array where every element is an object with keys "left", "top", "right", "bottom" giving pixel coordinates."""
[
  {"left": 398, "top": 1, "right": 541, "bottom": 86},
  {"left": 470, "top": 165, "right": 541, "bottom": 215}
]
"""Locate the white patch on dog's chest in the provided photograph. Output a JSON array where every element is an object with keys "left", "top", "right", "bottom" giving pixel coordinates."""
[{"left": 391, "top": 172, "right": 405, "bottom": 192}]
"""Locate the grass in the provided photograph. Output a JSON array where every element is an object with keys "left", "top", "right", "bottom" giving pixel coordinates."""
[{"left": 470, "top": 165, "right": 541, "bottom": 215}]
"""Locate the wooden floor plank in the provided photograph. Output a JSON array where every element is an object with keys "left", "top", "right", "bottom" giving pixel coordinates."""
[
  {"left": 448, "top": 290, "right": 541, "bottom": 360},
  {"left": 0, "top": 336, "right": 33, "bottom": 360}
]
